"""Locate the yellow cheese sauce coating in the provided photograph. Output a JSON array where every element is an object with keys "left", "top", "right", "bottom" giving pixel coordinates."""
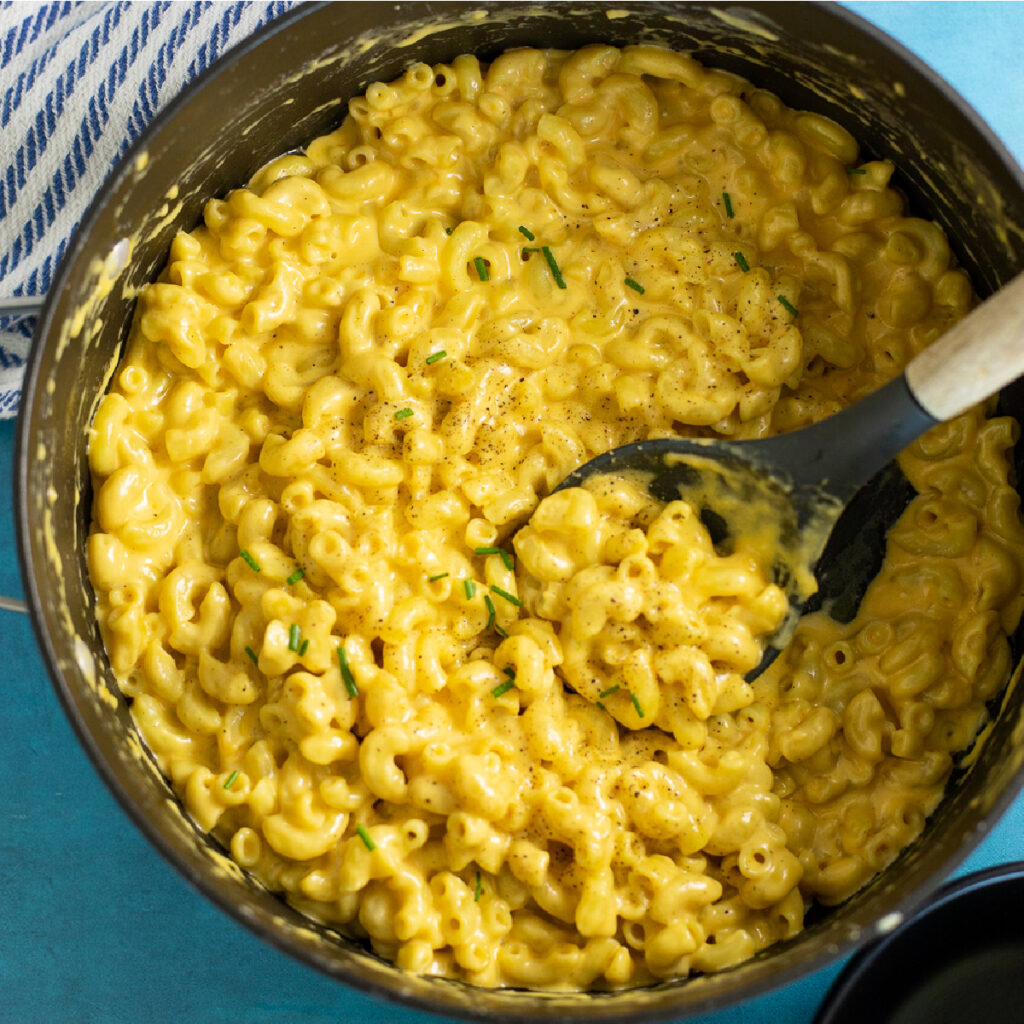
[{"left": 86, "top": 45, "right": 1024, "bottom": 989}]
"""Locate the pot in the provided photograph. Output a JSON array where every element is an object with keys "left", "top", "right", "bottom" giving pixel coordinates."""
[{"left": 16, "top": 3, "right": 1024, "bottom": 1020}]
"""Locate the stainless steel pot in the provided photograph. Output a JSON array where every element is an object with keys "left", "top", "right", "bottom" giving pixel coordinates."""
[{"left": 16, "top": 3, "right": 1024, "bottom": 1020}]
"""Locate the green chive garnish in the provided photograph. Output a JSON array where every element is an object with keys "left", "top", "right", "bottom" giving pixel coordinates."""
[
  {"left": 734, "top": 251, "right": 750, "bottom": 273},
  {"left": 473, "top": 256, "right": 490, "bottom": 281},
  {"left": 356, "top": 825, "right": 376, "bottom": 851},
  {"left": 778, "top": 295, "right": 799, "bottom": 317},
  {"left": 518, "top": 225, "right": 535, "bottom": 241},
  {"left": 541, "top": 245, "right": 567, "bottom": 289},
  {"left": 474, "top": 870, "right": 483, "bottom": 901},
  {"left": 223, "top": 770, "right": 240, "bottom": 790},
  {"left": 240, "top": 549, "right": 260, "bottom": 572},
  {"left": 596, "top": 701, "right": 606, "bottom": 711},
  {"left": 484, "top": 594, "right": 497, "bottom": 630},
  {"left": 426, "top": 350, "right": 447, "bottom": 364},
  {"left": 245, "top": 645, "right": 259, "bottom": 666},
  {"left": 474, "top": 546, "right": 514, "bottom": 571},
  {"left": 299, "top": 638, "right": 309, "bottom": 657},
  {"left": 288, "top": 624, "right": 301, "bottom": 652},
  {"left": 503, "top": 666, "right": 516, "bottom": 680},
  {"left": 286, "top": 568, "right": 304, "bottom": 586},
  {"left": 624, "top": 277, "right": 644, "bottom": 294},
  {"left": 395, "top": 407, "right": 414, "bottom": 420},
  {"left": 598, "top": 685, "right": 620, "bottom": 698},
  {"left": 631, "top": 693, "right": 645, "bottom": 718},
  {"left": 464, "top": 579, "right": 477, "bottom": 600},
  {"left": 846, "top": 167, "right": 867, "bottom": 174},
  {"left": 338, "top": 646, "right": 359, "bottom": 697},
  {"left": 428, "top": 572, "right": 449, "bottom": 582},
  {"left": 489, "top": 585, "right": 522, "bottom": 608},
  {"left": 494, "top": 623, "right": 508, "bottom": 638},
  {"left": 491, "top": 679, "right": 515, "bottom": 698},
  {"left": 444, "top": 226, "right": 453, "bottom": 235},
  {"left": 723, "top": 191, "right": 734, "bottom": 217}
]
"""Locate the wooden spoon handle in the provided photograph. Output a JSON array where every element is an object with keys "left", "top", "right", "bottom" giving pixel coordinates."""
[{"left": 905, "top": 270, "right": 1024, "bottom": 422}]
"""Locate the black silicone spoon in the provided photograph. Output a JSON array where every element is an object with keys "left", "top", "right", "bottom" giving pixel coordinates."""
[{"left": 555, "top": 272, "right": 1024, "bottom": 676}]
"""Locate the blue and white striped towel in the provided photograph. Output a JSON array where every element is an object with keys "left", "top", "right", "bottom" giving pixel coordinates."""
[{"left": 0, "top": 0, "right": 299, "bottom": 419}]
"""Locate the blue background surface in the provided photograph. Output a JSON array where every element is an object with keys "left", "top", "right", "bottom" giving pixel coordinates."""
[{"left": 2, "top": 3, "right": 1022, "bottom": 1022}]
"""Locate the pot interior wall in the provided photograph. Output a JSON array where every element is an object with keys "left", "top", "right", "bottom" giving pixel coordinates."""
[{"left": 17, "top": 3, "right": 1024, "bottom": 1021}]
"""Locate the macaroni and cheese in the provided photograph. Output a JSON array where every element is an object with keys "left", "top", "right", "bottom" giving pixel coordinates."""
[
  {"left": 517, "top": 478, "right": 789, "bottom": 732},
  {"left": 86, "top": 45, "right": 1024, "bottom": 989}
]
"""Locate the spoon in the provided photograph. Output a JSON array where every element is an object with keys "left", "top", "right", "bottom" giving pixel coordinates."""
[{"left": 555, "top": 271, "right": 1024, "bottom": 677}]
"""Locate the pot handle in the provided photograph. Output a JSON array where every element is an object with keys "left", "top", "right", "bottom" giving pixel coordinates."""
[
  {"left": 0, "top": 296, "right": 44, "bottom": 319},
  {"left": 0, "top": 296, "right": 40, "bottom": 611}
]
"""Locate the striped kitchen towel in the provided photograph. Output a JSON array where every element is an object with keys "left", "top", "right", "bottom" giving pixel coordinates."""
[{"left": 0, "top": 0, "right": 299, "bottom": 419}]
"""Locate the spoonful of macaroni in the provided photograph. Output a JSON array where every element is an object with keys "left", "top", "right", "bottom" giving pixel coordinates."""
[{"left": 525, "top": 271, "right": 1024, "bottom": 689}]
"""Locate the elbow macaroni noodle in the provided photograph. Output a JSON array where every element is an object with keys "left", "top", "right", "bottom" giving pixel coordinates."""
[{"left": 87, "top": 46, "right": 1024, "bottom": 989}]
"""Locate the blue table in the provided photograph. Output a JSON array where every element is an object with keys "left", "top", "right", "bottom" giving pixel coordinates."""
[{"left": 2, "top": 3, "right": 1022, "bottom": 1021}]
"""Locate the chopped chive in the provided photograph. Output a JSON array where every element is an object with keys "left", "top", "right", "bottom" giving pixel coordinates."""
[
  {"left": 425, "top": 350, "right": 447, "bottom": 364},
  {"left": 444, "top": 226, "right": 453, "bottom": 234},
  {"left": 475, "top": 546, "right": 514, "bottom": 571},
  {"left": 464, "top": 579, "right": 477, "bottom": 600},
  {"left": 299, "top": 638, "right": 309, "bottom": 657},
  {"left": 494, "top": 623, "right": 509, "bottom": 638},
  {"left": 631, "top": 693, "right": 645, "bottom": 718},
  {"left": 596, "top": 701, "right": 606, "bottom": 711},
  {"left": 598, "top": 685, "right": 620, "bottom": 698},
  {"left": 624, "top": 277, "right": 645, "bottom": 294},
  {"left": 474, "top": 870, "right": 483, "bottom": 901},
  {"left": 395, "top": 407, "right": 414, "bottom": 420},
  {"left": 491, "top": 678, "right": 515, "bottom": 698},
  {"left": 356, "top": 824, "right": 376, "bottom": 851},
  {"left": 521, "top": 247, "right": 539, "bottom": 255},
  {"left": 288, "top": 624, "right": 301, "bottom": 652},
  {"left": 428, "top": 572, "right": 449, "bottom": 582},
  {"left": 484, "top": 594, "right": 497, "bottom": 630},
  {"left": 473, "top": 256, "right": 490, "bottom": 281},
  {"left": 223, "top": 770, "right": 240, "bottom": 790},
  {"left": 518, "top": 225, "right": 535, "bottom": 241},
  {"left": 244, "top": 645, "right": 259, "bottom": 667},
  {"left": 338, "top": 646, "right": 359, "bottom": 697},
  {"left": 503, "top": 666, "right": 516, "bottom": 680},
  {"left": 240, "top": 549, "right": 260, "bottom": 572},
  {"left": 723, "top": 191, "right": 735, "bottom": 217},
  {"left": 846, "top": 167, "right": 867, "bottom": 174},
  {"left": 489, "top": 585, "right": 522, "bottom": 608},
  {"left": 541, "top": 245, "right": 567, "bottom": 289},
  {"left": 778, "top": 294, "right": 799, "bottom": 317},
  {"left": 286, "top": 568, "right": 305, "bottom": 586},
  {"left": 734, "top": 251, "right": 750, "bottom": 273}
]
